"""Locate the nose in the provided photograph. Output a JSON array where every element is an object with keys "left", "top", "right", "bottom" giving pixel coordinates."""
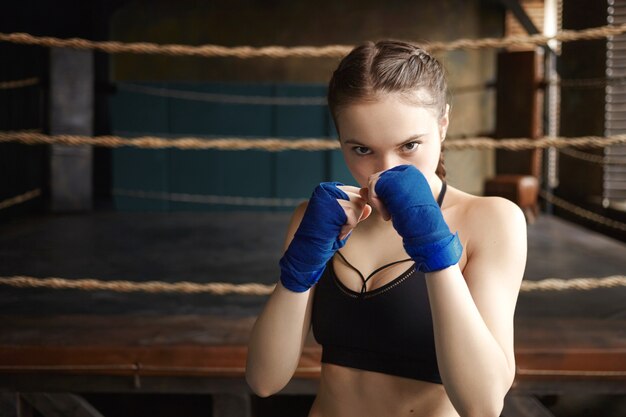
[{"left": 375, "top": 153, "right": 403, "bottom": 173}]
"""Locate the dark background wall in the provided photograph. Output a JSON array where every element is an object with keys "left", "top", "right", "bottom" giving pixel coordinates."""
[{"left": 109, "top": 0, "right": 503, "bottom": 83}]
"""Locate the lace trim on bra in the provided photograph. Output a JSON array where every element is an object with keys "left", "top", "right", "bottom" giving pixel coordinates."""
[
  {"left": 330, "top": 259, "right": 417, "bottom": 299},
  {"left": 329, "top": 180, "right": 445, "bottom": 299}
]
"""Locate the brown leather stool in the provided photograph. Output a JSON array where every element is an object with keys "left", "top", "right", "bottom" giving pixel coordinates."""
[{"left": 484, "top": 175, "right": 539, "bottom": 223}]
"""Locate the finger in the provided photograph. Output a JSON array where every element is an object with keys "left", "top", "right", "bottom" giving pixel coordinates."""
[
  {"left": 337, "top": 185, "right": 362, "bottom": 194},
  {"left": 337, "top": 185, "right": 368, "bottom": 203},
  {"left": 337, "top": 199, "right": 371, "bottom": 240},
  {"left": 336, "top": 187, "right": 370, "bottom": 217},
  {"left": 366, "top": 174, "right": 391, "bottom": 221},
  {"left": 359, "top": 187, "right": 369, "bottom": 201},
  {"left": 358, "top": 203, "right": 372, "bottom": 222},
  {"left": 371, "top": 196, "right": 391, "bottom": 221},
  {"left": 337, "top": 200, "right": 362, "bottom": 229},
  {"left": 339, "top": 221, "right": 357, "bottom": 240},
  {"left": 338, "top": 204, "right": 372, "bottom": 240},
  {"left": 338, "top": 227, "right": 352, "bottom": 241}
]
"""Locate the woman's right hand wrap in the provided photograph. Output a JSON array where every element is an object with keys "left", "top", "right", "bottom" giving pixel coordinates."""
[
  {"left": 279, "top": 182, "right": 349, "bottom": 293},
  {"left": 374, "top": 165, "right": 462, "bottom": 272}
]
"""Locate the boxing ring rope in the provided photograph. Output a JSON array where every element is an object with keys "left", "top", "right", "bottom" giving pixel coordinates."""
[
  {"left": 2, "top": 131, "right": 626, "bottom": 151},
  {"left": 112, "top": 188, "right": 306, "bottom": 208},
  {"left": 1, "top": 23, "right": 625, "bottom": 56},
  {"left": 0, "top": 77, "right": 39, "bottom": 90},
  {"left": 0, "top": 189, "right": 41, "bottom": 210},
  {"left": 558, "top": 147, "right": 608, "bottom": 164},
  {"left": 539, "top": 190, "right": 626, "bottom": 232},
  {"left": 117, "top": 83, "right": 329, "bottom": 106},
  {"left": 0, "top": 274, "right": 625, "bottom": 295}
]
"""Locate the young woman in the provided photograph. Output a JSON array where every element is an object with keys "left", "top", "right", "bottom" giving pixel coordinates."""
[{"left": 246, "top": 40, "right": 527, "bottom": 417}]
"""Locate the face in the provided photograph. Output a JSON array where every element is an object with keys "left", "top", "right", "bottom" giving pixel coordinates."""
[{"left": 337, "top": 93, "right": 449, "bottom": 188}]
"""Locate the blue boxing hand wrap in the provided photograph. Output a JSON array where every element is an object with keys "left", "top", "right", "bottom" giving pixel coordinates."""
[
  {"left": 375, "top": 165, "right": 463, "bottom": 272},
  {"left": 279, "top": 182, "right": 349, "bottom": 292}
]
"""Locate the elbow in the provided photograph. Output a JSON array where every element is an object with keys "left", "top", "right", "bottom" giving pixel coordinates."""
[
  {"left": 459, "top": 399, "right": 504, "bottom": 417},
  {"left": 456, "top": 387, "right": 507, "bottom": 417},
  {"left": 452, "top": 359, "right": 514, "bottom": 417},
  {"left": 245, "top": 368, "right": 285, "bottom": 398},
  {"left": 247, "top": 383, "right": 275, "bottom": 399},
  {"left": 245, "top": 373, "right": 273, "bottom": 398}
]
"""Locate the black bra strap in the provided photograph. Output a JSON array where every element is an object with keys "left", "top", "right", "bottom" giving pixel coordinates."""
[
  {"left": 437, "top": 181, "right": 447, "bottom": 208},
  {"left": 336, "top": 250, "right": 413, "bottom": 294},
  {"left": 335, "top": 251, "right": 366, "bottom": 285}
]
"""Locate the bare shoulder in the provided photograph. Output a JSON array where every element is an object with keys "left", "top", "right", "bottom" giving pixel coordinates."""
[
  {"left": 445, "top": 188, "right": 527, "bottom": 263},
  {"left": 466, "top": 194, "right": 526, "bottom": 233}
]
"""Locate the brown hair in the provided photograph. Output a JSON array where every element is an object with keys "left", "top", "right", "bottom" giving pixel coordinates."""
[{"left": 327, "top": 40, "right": 449, "bottom": 179}]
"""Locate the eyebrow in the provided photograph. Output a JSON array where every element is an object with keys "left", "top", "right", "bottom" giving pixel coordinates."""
[{"left": 343, "top": 134, "right": 427, "bottom": 146}]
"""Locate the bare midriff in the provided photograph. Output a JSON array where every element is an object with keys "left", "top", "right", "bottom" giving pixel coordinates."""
[{"left": 307, "top": 363, "right": 459, "bottom": 417}]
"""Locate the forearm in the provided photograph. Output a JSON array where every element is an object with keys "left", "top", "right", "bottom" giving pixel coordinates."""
[
  {"left": 246, "top": 281, "right": 312, "bottom": 397},
  {"left": 426, "top": 265, "right": 514, "bottom": 417}
]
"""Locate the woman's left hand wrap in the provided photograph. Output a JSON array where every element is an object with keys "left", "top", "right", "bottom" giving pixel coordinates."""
[
  {"left": 374, "top": 165, "right": 463, "bottom": 272},
  {"left": 279, "top": 182, "right": 350, "bottom": 292}
]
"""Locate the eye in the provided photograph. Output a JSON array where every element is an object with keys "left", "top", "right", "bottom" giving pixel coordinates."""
[
  {"left": 403, "top": 141, "right": 420, "bottom": 152},
  {"left": 352, "top": 146, "right": 372, "bottom": 156}
]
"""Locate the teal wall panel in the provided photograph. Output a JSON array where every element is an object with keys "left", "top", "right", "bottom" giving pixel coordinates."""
[
  {"left": 274, "top": 85, "right": 328, "bottom": 207},
  {"left": 109, "top": 82, "right": 346, "bottom": 211},
  {"left": 167, "top": 83, "right": 274, "bottom": 136},
  {"left": 113, "top": 148, "right": 170, "bottom": 211},
  {"left": 110, "top": 85, "right": 170, "bottom": 133},
  {"left": 329, "top": 151, "right": 357, "bottom": 186},
  {"left": 167, "top": 83, "right": 274, "bottom": 211},
  {"left": 110, "top": 84, "right": 170, "bottom": 211},
  {"left": 326, "top": 110, "right": 357, "bottom": 186}
]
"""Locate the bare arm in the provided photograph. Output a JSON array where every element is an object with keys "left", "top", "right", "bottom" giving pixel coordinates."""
[
  {"left": 246, "top": 184, "right": 370, "bottom": 397},
  {"left": 426, "top": 197, "right": 527, "bottom": 417},
  {"left": 245, "top": 202, "right": 315, "bottom": 397}
]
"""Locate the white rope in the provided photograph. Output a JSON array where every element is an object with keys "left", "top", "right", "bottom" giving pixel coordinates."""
[
  {"left": 117, "top": 83, "right": 328, "bottom": 106},
  {"left": 1, "top": 274, "right": 625, "bottom": 295},
  {"left": 0, "top": 77, "right": 39, "bottom": 90},
  {"left": 558, "top": 147, "right": 606, "bottom": 164},
  {"left": 117, "top": 82, "right": 494, "bottom": 105},
  {"left": 540, "top": 191, "right": 626, "bottom": 232},
  {"left": 3, "top": 131, "right": 626, "bottom": 151},
  {"left": 0, "top": 188, "right": 41, "bottom": 210},
  {"left": 113, "top": 188, "right": 305, "bottom": 207},
  {"left": 3, "top": 23, "right": 626, "bottom": 56}
]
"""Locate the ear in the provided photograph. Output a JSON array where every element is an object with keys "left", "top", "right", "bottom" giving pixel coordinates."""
[{"left": 439, "top": 104, "right": 450, "bottom": 142}]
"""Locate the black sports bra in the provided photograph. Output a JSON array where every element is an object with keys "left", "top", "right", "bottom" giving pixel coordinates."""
[{"left": 310, "top": 182, "right": 447, "bottom": 384}]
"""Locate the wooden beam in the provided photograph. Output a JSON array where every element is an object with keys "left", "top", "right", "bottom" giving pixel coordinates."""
[
  {"left": 495, "top": 50, "right": 543, "bottom": 176},
  {"left": 499, "top": 0, "right": 541, "bottom": 34}
]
